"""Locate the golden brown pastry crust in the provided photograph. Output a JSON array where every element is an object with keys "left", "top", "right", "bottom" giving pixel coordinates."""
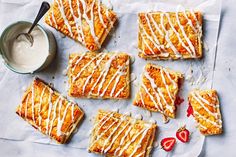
[
  {"left": 138, "top": 11, "right": 202, "bottom": 60},
  {"left": 45, "top": 0, "right": 117, "bottom": 51},
  {"left": 68, "top": 52, "right": 130, "bottom": 99},
  {"left": 16, "top": 78, "right": 84, "bottom": 144},
  {"left": 188, "top": 89, "right": 223, "bottom": 135},
  {"left": 133, "top": 63, "right": 183, "bottom": 118},
  {"left": 88, "top": 110, "right": 157, "bottom": 157}
]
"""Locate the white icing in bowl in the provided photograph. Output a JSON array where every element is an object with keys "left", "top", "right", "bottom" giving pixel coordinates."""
[{"left": 0, "top": 21, "right": 56, "bottom": 74}]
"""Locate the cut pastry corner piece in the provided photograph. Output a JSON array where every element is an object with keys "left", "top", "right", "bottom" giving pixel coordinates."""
[
  {"left": 67, "top": 52, "right": 130, "bottom": 99},
  {"left": 15, "top": 77, "right": 84, "bottom": 144},
  {"left": 133, "top": 63, "right": 184, "bottom": 119},
  {"left": 138, "top": 10, "right": 203, "bottom": 60},
  {"left": 88, "top": 109, "right": 157, "bottom": 157},
  {"left": 188, "top": 89, "right": 223, "bottom": 136},
  {"left": 44, "top": 0, "right": 117, "bottom": 51}
]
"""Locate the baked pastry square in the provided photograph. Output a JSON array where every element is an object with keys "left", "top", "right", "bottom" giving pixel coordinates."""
[
  {"left": 133, "top": 63, "right": 183, "bottom": 118},
  {"left": 88, "top": 110, "right": 157, "bottom": 157},
  {"left": 16, "top": 78, "right": 84, "bottom": 143},
  {"left": 188, "top": 89, "right": 223, "bottom": 135},
  {"left": 68, "top": 52, "right": 130, "bottom": 99},
  {"left": 45, "top": 0, "right": 117, "bottom": 51},
  {"left": 138, "top": 10, "right": 202, "bottom": 60}
]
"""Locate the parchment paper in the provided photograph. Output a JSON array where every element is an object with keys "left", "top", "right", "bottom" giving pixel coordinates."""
[{"left": 0, "top": 0, "right": 222, "bottom": 156}]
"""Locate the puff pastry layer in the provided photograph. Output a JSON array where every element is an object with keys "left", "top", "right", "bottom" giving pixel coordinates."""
[
  {"left": 45, "top": 0, "right": 117, "bottom": 51},
  {"left": 138, "top": 11, "right": 202, "bottom": 60},
  {"left": 89, "top": 110, "right": 157, "bottom": 157},
  {"left": 188, "top": 89, "right": 223, "bottom": 135},
  {"left": 68, "top": 52, "right": 130, "bottom": 99},
  {"left": 16, "top": 78, "right": 84, "bottom": 143},
  {"left": 133, "top": 63, "right": 183, "bottom": 118}
]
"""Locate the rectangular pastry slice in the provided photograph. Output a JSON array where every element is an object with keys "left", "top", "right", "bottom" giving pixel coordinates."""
[
  {"left": 188, "top": 89, "right": 223, "bottom": 135},
  {"left": 138, "top": 10, "right": 202, "bottom": 60},
  {"left": 45, "top": 0, "right": 117, "bottom": 51},
  {"left": 133, "top": 63, "right": 183, "bottom": 118},
  {"left": 88, "top": 110, "right": 157, "bottom": 157},
  {"left": 68, "top": 52, "right": 130, "bottom": 99},
  {"left": 16, "top": 78, "right": 84, "bottom": 143}
]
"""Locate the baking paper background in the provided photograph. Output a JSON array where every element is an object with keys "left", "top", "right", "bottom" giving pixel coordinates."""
[{"left": 0, "top": 0, "right": 221, "bottom": 156}]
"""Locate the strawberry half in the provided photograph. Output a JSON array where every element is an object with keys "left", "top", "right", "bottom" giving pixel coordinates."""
[
  {"left": 160, "top": 137, "right": 176, "bottom": 152},
  {"left": 176, "top": 126, "right": 190, "bottom": 143}
]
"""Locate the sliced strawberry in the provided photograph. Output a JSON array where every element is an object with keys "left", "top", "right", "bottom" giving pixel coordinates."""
[
  {"left": 176, "top": 126, "right": 190, "bottom": 143},
  {"left": 187, "top": 104, "right": 193, "bottom": 117},
  {"left": 160, "top": 137, "right": 176, "bottom": 152},
  {"left": 175, "top": 96, "right": 184, "bottom": 106}
]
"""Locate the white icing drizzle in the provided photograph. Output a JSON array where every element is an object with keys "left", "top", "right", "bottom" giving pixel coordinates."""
[
  {"left": 138, "top": 90, "right": 145, "bottom": 107},
  {"left": 72, "top": 53, "right": 103, "bottom": 82},
  {"left": 51, "top": 7, "right": 58, "bottom": 29},
  {"left": 68, "top": 0, "right": 85, "bottom": 42},
  {"left": 101, "top": 116, "right": 127, "bottom": 153},
  {"left": 181, "top": 8, "right": 197, "bottom": 33},
  {"left": 45, "top": 89, "right": 54, "bottom": 135},
  {"left": 82, "top": 54, "right": 107, "bottom": 94},
  {"left": 136, "top": 151, "right": 146, "bottom": 157},
  {"left": 189, "top": 9, "right": 202, "bottom": 31},
  {"left": 90, "top": 111, "right": 153, "bottom": 156},
  {"left": 94, "top": 54, "right": 117, "bottom": 95},
  {"left": 71, "top": 53, "right": 86, "bottom": 72},
  {"left": 175, "top": 9, "right": 196, "bottom": 57},
  {"left": 191, "top": 92, "right": 219, "bottom": 118},
  {"left": 194, "top": 111, "right": 221, "bottom": 128},
  {"left": 90, "top": 113, "right": 117, "bottom": 147},
  {"left": 113, "top": 77, "right": 131, "bottom": 98},
  {"left": 55, "top": 0, "right": 73, "bottom": 37},
  {"left": 149, "top": 13, "right": 164, "bottom": 36},
  {"left": 129, "top": 128, "right": 150, "bottom": 157},
  {"left": 140, "top": 66, "right": 178, "bottom": 116},
  {"left": 140, "top": 15, "right": 163, "bottom": 52},
  {"left": 97, "top": 0, "right": 107, "bottom": 28},
  {"left": 140, "top": 32, "right": 156, "bottom": 55},
  {"left": 80, "top": 0, "right": 100, "bottom": 48},
  {"left": 160, "top": 13, "right": 181, "bottom": 57},
  {"left": 113, "top": 119, "right": 135, "bottom": 156},
  {"left": 160, "top": 68, "right": 174, "bottom": 104},
  {"left": 21, "top": 81, "right": 77, "bottom": 137},
  {"left": 165, "top": 13, "right": 193, "bottom": 55},
  {"left": 48, "top": 0, "right": 115, "bottom": 48},
  {"left": 103, "top": 119, "right": 130, "bottom": 153},
  {"left": 141, "top": 82, "right": 162, "bottom": 113},
  {"left": 38, "top": 87, "right": 47, "bottom": 131},
  {"left": 195, "top": 92, "right": 219, "bottom": 108},
  {"left": 191, "top": 91, "right": 222, "bottom": 129},
  {"left": 109, "top": 59, "right": 129, "bottom": 97},
  {"left": 70, "top": 53, "right": 129, "bottom": 98},
  {"left": 31, "top": 84, "right": 36, "bottom": 124},
  {"left": 143, "top": 72, "right": 164, "bottom": 112},
  {"left": 118, "top": 126, "right": 150, "bottom": 156},
  {"left": 100, "top": 66, "right": 124, "bottom": 97},
  {"left": 57, "top": 101, "right": 74, "bottom": 136},
  {"left": 48, "top": 96, "right": 61, "bottom": 136},
  {"left": 140, "top": 7, "right": 202, "bottom": 58},
  {"left": 24, "top": 95, "right": 30, "bottom": 118}
]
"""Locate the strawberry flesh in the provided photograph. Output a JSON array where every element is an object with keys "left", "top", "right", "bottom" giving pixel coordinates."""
[
  {"left": 160, "top": 137, "right": 176, "bottom": 152},
  {"left": 187, "top": 104, "right": 193, "bottom": 117},
  {"left": 175, "top": 96, "right": 184, "bottom": 106},
  {"left": 176, "top": 126, "right": 190, "bottom": 143}
]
